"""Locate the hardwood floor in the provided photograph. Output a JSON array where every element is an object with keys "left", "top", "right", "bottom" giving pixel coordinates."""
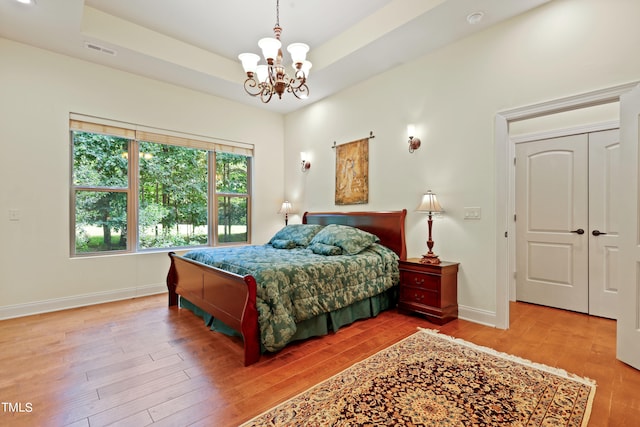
[{"left": 0, "top": 294, "right": 638, "bottom": 426}]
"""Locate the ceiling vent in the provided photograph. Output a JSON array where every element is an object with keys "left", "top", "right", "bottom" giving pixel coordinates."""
[{"left": 84, "top": 42, "right": 117, "bottom": 56}]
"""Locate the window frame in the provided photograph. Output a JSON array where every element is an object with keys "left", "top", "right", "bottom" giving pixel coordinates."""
[
  {"left": 69, "top": 115, "right": 253, "bottom": 257},
  {"left": 213, "top": 151, "right": 252, "bottom": 245}
]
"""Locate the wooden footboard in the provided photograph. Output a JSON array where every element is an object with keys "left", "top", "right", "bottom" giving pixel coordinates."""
[{"left": 167, "top": 252, "right": 260, "bottom": 366}]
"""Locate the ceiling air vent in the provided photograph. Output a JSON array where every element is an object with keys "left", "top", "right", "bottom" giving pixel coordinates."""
[{"left": 84, "top": 42, "right": 117, "bottom": 56}]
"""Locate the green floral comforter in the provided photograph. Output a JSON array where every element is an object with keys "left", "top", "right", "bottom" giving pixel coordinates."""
[{"left": 183, "top": 244, "right": 399, "bottom": 352}]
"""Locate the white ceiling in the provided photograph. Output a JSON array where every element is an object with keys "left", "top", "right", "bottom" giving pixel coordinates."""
[{"left": 0, "top": 0, "right": 550, "bottom": 114}]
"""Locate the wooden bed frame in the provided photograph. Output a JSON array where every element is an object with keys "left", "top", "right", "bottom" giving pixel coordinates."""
[{"left": 166, "top": 210, "right": 407, "bottom": 366}]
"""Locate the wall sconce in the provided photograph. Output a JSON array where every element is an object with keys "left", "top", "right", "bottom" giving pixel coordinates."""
[
  {"left": 300, "top": 152, "right": 311, "bottom": 172},
  {"left": 407, "top": 124, "right": 421, "bottom": 153}
]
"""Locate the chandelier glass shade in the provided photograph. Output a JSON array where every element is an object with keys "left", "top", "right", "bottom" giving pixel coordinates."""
[{"left": 238, "top": 0, "right": 311, "bottom": 103}]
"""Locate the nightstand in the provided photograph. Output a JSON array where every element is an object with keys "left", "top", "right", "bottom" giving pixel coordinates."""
[{"left": 398, "top": 258, "right": 459, "bottom": 325}]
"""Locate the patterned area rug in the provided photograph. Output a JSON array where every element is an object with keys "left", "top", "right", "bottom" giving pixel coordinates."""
[{"left": 241, "top": 329, "right": 596, "bottom": 426}]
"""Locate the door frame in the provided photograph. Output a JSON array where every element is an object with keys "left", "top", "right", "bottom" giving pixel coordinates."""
[{"left": 494, "top": 81, "right": 639, "bottom": 329}]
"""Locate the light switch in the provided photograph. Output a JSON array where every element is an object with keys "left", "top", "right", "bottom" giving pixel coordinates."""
[
  {"left": 464, "top": 207, "right": 481, "bottom": 220},
  {"left": 9, "top": 209, "right": 20, "bottom": 221}
]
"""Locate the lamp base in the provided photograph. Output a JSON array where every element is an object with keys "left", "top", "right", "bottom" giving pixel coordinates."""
[{"left": 420, "top": 253, "right": 441, "bottom": 265}]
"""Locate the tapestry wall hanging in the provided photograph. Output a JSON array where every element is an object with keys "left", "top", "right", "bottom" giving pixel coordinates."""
[{"left": 335, "top": 138, "right": 369, "bottom": 205}]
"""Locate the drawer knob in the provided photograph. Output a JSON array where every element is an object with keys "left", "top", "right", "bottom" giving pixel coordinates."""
[{"left": 413, "top": 278, "right": 425, "bottom": 285}]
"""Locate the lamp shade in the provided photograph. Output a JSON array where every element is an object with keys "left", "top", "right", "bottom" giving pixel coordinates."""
[
  {"left": 300, "top": 60, "right": 312, "bottom": 77},
  {"left": 278, "top": 201, "right": 293, "bottom": 214},
  {"left": 258, "top": 37, "right": 282, "bottom": 61},
  {"left": 416, "top": 191, "right": 443, "bottom": 214},
  {"left": 238, "top": 53, "right": 260, "bottom": 74},
  {"left": 256, "top": 64, "right": 269, "bottom": 83},
  {"left": 287, "top": 43, "right": 309, "bottom": 64}
]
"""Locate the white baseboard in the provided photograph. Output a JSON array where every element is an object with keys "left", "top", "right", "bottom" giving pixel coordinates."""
[
  {"left": 458, "top": 304, "right": 499, "bottom": 328},
  {"left": 0, "top": 283, "right": 167, "bottom": 320},
  {"left": 1, "top": 287, "right": 503, "bottom": 328}
]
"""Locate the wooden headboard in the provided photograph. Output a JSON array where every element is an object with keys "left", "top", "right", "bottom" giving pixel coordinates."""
[{"left": 302, "top": 210, "right": 407, "bottom": 260}]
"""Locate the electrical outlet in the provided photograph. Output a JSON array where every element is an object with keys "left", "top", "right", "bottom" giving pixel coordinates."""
[{"left": 464, "top": 207, "right": 481, "bottom": 220}]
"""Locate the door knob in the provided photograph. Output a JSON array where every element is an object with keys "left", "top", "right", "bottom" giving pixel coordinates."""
[
  {"left": 570, "top": 229, "right": 585, "bottom": 235},
  {"left": 592, "top": 230, "right": 607, "bottom": 236}
]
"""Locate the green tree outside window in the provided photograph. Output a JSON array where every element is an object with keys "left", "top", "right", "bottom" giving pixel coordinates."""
[{"left": 71, "top": 130, "right": 250, "bottom": 255}]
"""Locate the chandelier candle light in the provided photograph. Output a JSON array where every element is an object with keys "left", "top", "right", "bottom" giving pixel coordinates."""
[
  {"left": 238, "top": 0, "right": 312, "bottom": 103},
  {"left": 416, "top": 191, "right": 444, "bottom": 264}
]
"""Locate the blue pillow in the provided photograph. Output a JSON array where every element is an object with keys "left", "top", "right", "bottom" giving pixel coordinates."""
[
  {"left": 309, "top": 242, "right": 343, "bottom": 256},
  {"left": 309, "top": 224, "right": 379, "bottom": 255},
  {"left": 270, "top": 239, "right": 296, "bottom": 249},
  {"left": 269, "top": 224, "right": 324, "bottom": 247}
]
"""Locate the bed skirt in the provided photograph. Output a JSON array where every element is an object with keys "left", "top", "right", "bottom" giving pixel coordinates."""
[{"left": 179, "top": 287, "right": 397, "bottom": 354}]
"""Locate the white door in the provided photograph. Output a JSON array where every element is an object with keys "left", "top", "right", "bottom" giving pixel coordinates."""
[
  {"left": 515, "top": 131, "right": 621, "bottom": 317},
  {"left": 588, "top": 129, "right": 620, "bottom": 319},
  {"left": 515, "top": 135, "right": 589, "bottom": 313},
  {"left": 618, "top": 84, "right": 640, "bottom": 370}
]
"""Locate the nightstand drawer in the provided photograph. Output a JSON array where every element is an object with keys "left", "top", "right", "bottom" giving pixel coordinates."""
[
  {"left": 399, "top": 285, "right": 439, "bottom": 307},
  {"left": 397, "top": 259, "right": 459, "bottom": 325},
  {"left": 400, "top": 270, "right": 439, "bottom": 291}
]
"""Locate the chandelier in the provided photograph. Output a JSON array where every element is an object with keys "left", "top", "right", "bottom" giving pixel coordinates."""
[{"left": 238, "top": 0, "right": 312, "bottom": 103}]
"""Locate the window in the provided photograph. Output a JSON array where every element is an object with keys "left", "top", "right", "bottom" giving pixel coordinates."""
[
  {"left": 137, "top": 141, "right": 210, "bottom": 249},
  {"left": 216, "top": 152, "right": 250, "bottom": 243},
  {"left": 72, "top": 132, "right": 130, "bottom": 253},
  {"left": 70, "top": 116, "right": 253, "bottom": 256}
]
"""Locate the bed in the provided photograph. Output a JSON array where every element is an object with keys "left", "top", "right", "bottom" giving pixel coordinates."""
[{"left": 166, "top": 210, "right": 407, "bottom": 366}]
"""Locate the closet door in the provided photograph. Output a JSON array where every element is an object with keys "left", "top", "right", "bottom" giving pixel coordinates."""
[
  {"left": 588, "top": 129, "right": 620, "bottom": 319},
  {"left": 515, "top": 135, "right": 589, "bottom": 313},
  {"left": 516, "top": 130, "right": 621, "bottom": 319}
]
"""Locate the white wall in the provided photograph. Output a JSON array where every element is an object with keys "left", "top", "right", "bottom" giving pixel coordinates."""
[
  {"left": 283, "top": 0, "right": 640, "bottom": 325},
  {"left": 3, "top": 0, "right": 639, "bottom": 324},
  {"left": 0, "top": 39, "right": 285, "bottom": 318}
]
